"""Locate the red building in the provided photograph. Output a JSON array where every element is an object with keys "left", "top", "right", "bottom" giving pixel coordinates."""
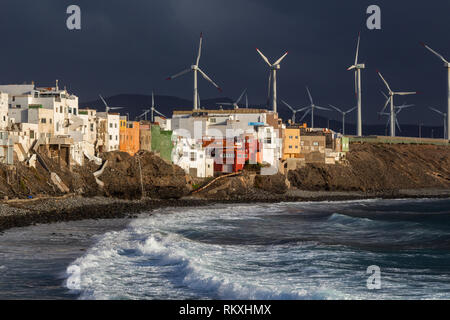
[{"left": 201, "top": 133, "right": 264, "bottom": 174}]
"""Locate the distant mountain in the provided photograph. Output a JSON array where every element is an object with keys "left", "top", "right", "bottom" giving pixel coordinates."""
[
  {"left": 80, "top": 94, "right": 234, "bottom": 120},
  {"left": 81, "top": 94, "right": 446, "bottom": 139}
]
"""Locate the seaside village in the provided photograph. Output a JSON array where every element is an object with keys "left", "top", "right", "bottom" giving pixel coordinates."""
[{"left": 0, "top": 82, "right": 349, "bottom": 180}]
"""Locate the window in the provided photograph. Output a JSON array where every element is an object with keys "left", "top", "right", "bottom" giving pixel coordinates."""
[
  {"left": 50, "top": 119, "right": 52, "bottom": 124},
  {"left": 289, "top": 136, "right": 293, "bottom": 139},
  {"left": 60, "top": 106, "right": 63, "bottom": 113},
  {"left": 40, "top": 118, "right": 46, "bottom": 124},
  {"left": 90, "top": 123, "right": 94, "bottom": 131},
  {"left": 109, "top": 135, "right": 112, "bottom": 140},
  {"left": 115, "top": 123, "right": 117, "bottom": 128},
  {"left": 295, "top": 136, "right": 298, "bottom": 139},
  {"left": 190, "top": 152, "right": 196, "bottom": 161},
  {"left": 116, "top": 135, "right": 118, "bottom": 141},
  {"left": 295, "top": 145, "right": 298, "bottom": 149},
  {"left": 30, "top": 131, "right": 34, "bottom": 139},
  {"left": 73, "top": 108, "right": 77, "bottom": 115},
  {"left": 16, "top": 104, "right": 21, "bottom": 109},
  {"left": 68, "top": 107, "right": 72, "bottom": 114},
  {"left": 289, "top": 145, "right": 292, "bottom": 149},
  {"left": 110, "top": 123, "right": 113, "bottom": 128},
  {"left": 313, "top": 142, "right": 319, "bottom": 146}
]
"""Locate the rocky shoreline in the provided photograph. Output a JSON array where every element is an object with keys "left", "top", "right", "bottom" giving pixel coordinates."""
[{"left": 1, "top": 188, "right": 449, "bottom": 232}]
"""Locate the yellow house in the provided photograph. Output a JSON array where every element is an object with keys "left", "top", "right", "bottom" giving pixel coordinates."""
[{"left": 283, "top": 127, "right": 301, "bottom": 160}]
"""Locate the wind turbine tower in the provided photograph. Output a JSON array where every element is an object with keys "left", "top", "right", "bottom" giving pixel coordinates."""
[
  {"left": 421, "top": 43, "right": 450, "bottom": 140},
  {"left": 256, "top": 48, "right": 288, "bottom": 113},
  {"left": 347, "top": 32, "right": 365, "bottom": 136}
]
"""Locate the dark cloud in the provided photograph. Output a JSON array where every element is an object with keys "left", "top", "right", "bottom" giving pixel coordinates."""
[{"left": 0, "top": 0, "right": 448, "bottom": 125}]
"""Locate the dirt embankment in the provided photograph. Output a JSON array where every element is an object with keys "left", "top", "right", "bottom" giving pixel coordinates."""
[
  {"left": 288, "top": 143, "right": 450, "bottom": 192},
  {"left": 0, "top": 151, "right": 191, "bottom": 200}
]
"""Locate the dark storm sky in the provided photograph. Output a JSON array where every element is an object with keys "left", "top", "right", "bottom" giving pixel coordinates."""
[{"left": 0, "top": 0, "right": 449, "bottom": 125}]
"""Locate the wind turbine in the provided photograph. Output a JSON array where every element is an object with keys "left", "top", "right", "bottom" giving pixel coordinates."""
[
  {"left": 281, "top": 100, "right": 309, "bottom": 124},
  {"left": 421, "top": 42, "right": 450, "bottom": 140},
  {"left": 166, "top": 33, "right": 222, "bottom": 110},
  {"left": 379, "top": 106, "right": 411, "bottom": 135},
  {"left": 347, "top": 32, "right": 365, "bottom": 136},
  {"left": 149, "top": 92, "right": 166, "bottom": 122},
  {"left": 256, "top": 48, "right": 288, "bottom": 113},
  {"left": 139, "top": 109, "right": 151, "bottom": 121},
  {"left": 380, "top": 91, "right": 415, "bottom": 112},
  {"left": 377, "top": 71, "right": 417, "bottom": 137},
  {"left": 216, "top": 88, "right": 247, "bottom": 109},
  {"left": 299, "top": 87, "right": 331, "bottom": 128},
  {"left": 99, "top": 94, "right": 123, "bottom": 113},
  {"left": 429, "top": 107, "right": 448, "bottom": 139},
  {"left": 329, "top": 104, "right": 357, "bottom": 135}
]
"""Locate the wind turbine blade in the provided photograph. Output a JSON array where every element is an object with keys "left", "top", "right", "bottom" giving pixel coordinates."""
[
  {"left": 396, "top": 104, "right": 414, "bottom": 110},
  {"left": 197, "top": 68, "right": 222, "bottom": 91},
  {"left": 380, "top": 97, "right": 391, "bottom": 114},
  {"left": 99, "top": 94, "right": 109, "bottom": 108},
  {"left": 377, "top": 71, "right": 392, "bottom": 92},
  {"left": 346, "top": 106, "right": 357, "bottom": 114},
  {"left": 329, "top": 104, "right": 343, "bottom": 114},
  {"left": 347, "top": 65, "right": 356, "bottom": 71},
  {"left": 256, "top": 48, "right": 272, "bottom": 66},
  {"left": 299, "top": 109, "right": 311, "bottom": 122},
  {"left": 380, "top": 91, "right": 388, "bottom": 100},
  {"left": 235, "top": 88, "right": 247, "bottom": 104},
  {"left": 166, "top": 68, "right": 191, "bottom": 80},
  {"left": 429, "top": 107, "right": 444, "bottom": 116},
  {"left": 196, "top": 32, "right": 203, "bottom": 66},
  {"left": 315, "top": 106, "right": 331, "bottom": 111},
  {"left": 306, "top": 86, "right": 313, "bottom": 104},
  {"left": 109, "top": 107, "right": 123, "bottom": 110},
  {"left": 297, "top": 106, "right": 311, "bottom": 112},
  {"left": 154, "top": 109, "right": 167, "bottom": 118},
  {"left": 216, "top": 102, "right": 233, "bottom": 106},
  {"left": 421, "top": 43, "right": 449, "bottom": 64},
  {"left": 273, "top": 51, "right": 288, "bottom": 65},
  {"left": 354, "top": 32, "right": 360, "bottom": 65},
  {"left": 395, "top": 92, "right": 417, "bottom": 96},
  {"left": 281, "top": 100, "right": 295, "bottom": 112},
  {"left": 396, "top": 118, "right": 401, "bottom": 132},
  {"left": 152, "top": 91, "right": 155, "bottom": 108}
]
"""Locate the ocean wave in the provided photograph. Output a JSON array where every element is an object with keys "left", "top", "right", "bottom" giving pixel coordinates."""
[{"left": 134, "top": 233, "right": 345, "bottom": 300}]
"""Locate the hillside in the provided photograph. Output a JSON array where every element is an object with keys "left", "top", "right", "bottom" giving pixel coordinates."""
[{"left": 288, "top": 143, "right": 450, "bottom": 192}]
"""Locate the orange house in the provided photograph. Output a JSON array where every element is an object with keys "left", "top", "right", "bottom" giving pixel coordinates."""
[{"left": 119, "top": 117, "right": 140, "bottom": 155}]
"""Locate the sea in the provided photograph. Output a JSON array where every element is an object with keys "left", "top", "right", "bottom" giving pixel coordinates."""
[{"left": 1, "top": 198, "right": 450, "bottom": 300}]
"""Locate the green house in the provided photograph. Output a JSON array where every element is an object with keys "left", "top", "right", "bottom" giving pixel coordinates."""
[{"left": 151, "top": 124, "right": 173, "bottom": 162}]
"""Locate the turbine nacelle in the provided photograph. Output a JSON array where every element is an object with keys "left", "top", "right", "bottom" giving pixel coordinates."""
[
  {"left": 191, "top": 65, "right": 198, "bottom": 70},
  {"left": 271, "top": 65, "right": 281, "bottom": 70}
]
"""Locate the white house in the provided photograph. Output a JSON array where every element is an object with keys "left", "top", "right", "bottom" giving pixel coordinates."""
[
  {"left": 172, "top": 136, "right": 214, "bottom": 178},
  {"left": 97, "top": 112, "right": 120, "bottom": 152},
  {"left": 0, "top": 92, "right": 8, "bottom": 130}
]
